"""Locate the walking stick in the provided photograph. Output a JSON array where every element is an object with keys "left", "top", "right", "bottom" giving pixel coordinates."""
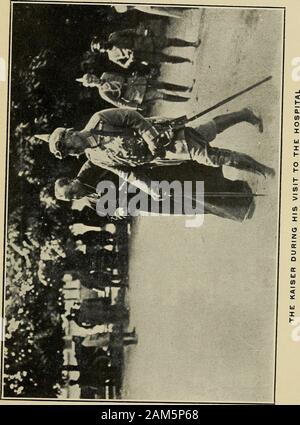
[
  {"left": 170, "top": 192, "right": 265, "bottom": 202},
  {"left": 181, "top": 192, "right": 265, "bottom": 198},
  {"left": 167, "top": 75, "right": 272, "bottom": 129}
]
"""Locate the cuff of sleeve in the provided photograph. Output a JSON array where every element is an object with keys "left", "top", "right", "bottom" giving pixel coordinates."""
[{"left": 142, "top": 128, "right": 160, "bottom": 144}]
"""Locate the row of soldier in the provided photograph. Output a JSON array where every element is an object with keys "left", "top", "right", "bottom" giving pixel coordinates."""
[
  {"left": 36, "top": 16, "right": 274, "bottom": 222},
  {"left": 61, "top": 223, "right": 136, "bottom": 395},
  {"left": 77, "top": 20, "right": 200, "bottom": 114},
  {"left": 33, "top": 8, "right": 276, "bottom": 396}
]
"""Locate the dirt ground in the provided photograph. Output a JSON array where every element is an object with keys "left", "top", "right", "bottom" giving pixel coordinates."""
[{"left": 122, "top": 7, "right": 284, "bottom": 403}]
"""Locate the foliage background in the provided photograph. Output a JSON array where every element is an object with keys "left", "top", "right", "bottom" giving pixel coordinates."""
[{"left": 4, "top": 3, "right": 144, "bottom": 398}]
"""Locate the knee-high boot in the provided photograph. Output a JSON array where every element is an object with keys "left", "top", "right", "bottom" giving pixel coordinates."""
[
  {"left": 158, "top": 52, "right": 192, "bottom": 64},
  {"left": 165, "top": 37, "right": 201, "bottom": 48},
  {"left": 161, "top": 93, "right": 189, "bottom": 102},
  {"left": 207, "top": 146, "right": 275, "bottom": 178},
  {"left": 150, "top": 80, "right": 191, "bottom": 92},
  {"left": 213, "top": 108, "right": 263, "bottom": 134}
]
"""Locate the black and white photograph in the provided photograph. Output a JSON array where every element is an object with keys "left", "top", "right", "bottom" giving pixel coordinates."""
[{"left": 1, "top": 1, "right": 284, "bottom": 402}]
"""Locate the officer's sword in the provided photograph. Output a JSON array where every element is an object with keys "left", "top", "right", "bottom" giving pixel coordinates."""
[{"left": 166, "top": 75, "right": 272, "bottom": 130}]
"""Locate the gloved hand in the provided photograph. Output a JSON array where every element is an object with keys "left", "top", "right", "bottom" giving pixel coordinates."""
[
  {"left": 147, "top": 128, "right": 174, "bottom": 158},
  {"left": 161, "top": 127, "right": 174, "bottom": 145}
]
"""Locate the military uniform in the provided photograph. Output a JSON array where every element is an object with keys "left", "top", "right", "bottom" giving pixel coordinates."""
[
  {"left": 82, "top": 108, "right": 215, "bottom": 165},
  {"left": 75, "top": 161, "right": 255, "bottom": 222},
  {"left": 80, "top": 108, "right": 272, "bottom": 184},
  {"left": 106, "top": 27, "right": 195, "bottom": 66},
  {"left": 98, "top": 72, "right": 190, "bottom": 110},
  {"left": 49, "top": 108, "right": 273, "bottom": 220}
]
